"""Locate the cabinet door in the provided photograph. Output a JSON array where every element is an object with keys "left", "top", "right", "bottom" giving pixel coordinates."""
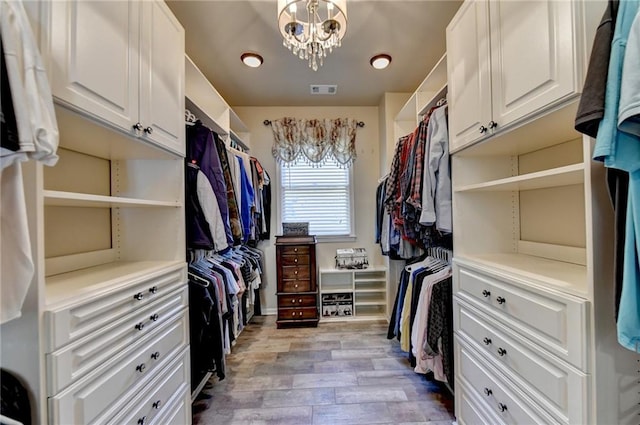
[
  {"left": 489, "top": 0, "right": 577, "bottom": 129},
  {"left": 446, "top": 0, "right": 492, "bottom": 152},
  {"left": 139, "top": 1, "right": 185, "bottom": 156},
  {"left": 49, "top": 0, "right": 139, "bottom": 133}
]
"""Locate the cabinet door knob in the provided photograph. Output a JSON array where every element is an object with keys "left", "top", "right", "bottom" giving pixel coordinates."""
[
  {"left": 133, "top": 292, "right": 144, "bottom": 301},
  {"left": 133, "top": 122, "right": 144, "bottom": 131},
  {"left": 137, "top": 416, "right": 147, "bottom": 425},
  {"left": 484, "top": 387, "right": 492, "bottom": 396},
  {"left": 498, "top": 403, "right": 508, "bottom": 413},
  {"left": 135, "top": 322, "right": 145, "bottom": 331},
  {"left": 144, "top": 126, "right": 153, "bottom": 134},
  {"left": 496, "top": 296, "right": 506, "bottom": 304},
  {"left": 483, "top": 337, "right": 492, "bottom": 345},
  {"left": 149, "top": 286, "right": 158, "bottom": 294},
  {"left": 152, "top": 400, "right": 162, "bottom": 410},
  {"left": 482, "top": 290, "right": 491, "bottom": 298},
  {"left": 150, "top": 314, "right": 159, "bottom": 322},
  {"left": 497, "top": 347, "right": 507, "bottom": 356},
  {"left": 488, "top": 120, "right": 498, "bottom": 129},
  {"left": 151, "top": 351, "right": 160, "bottom": 360},
  {"left": 479, "top": 125, "right": 487, "bottom": 134},
  {"left": 136, "top": 363, "right": 146, "bottom": 373}
]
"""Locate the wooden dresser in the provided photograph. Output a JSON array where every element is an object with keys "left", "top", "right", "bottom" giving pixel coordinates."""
[{"left": 275, "top": 235, "right": 319, "bottom": 328}]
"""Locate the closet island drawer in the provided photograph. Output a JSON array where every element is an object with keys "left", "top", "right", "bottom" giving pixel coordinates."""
[
  {"left": 458, "top": 383, "right": 502, "bottom": 425},
  {"left": 46, "top": 287, "right": 188, "bottom": 395},
  {"left": 106, "top": 348, "right": 190, "bottom": 425},
  {"left": 453, "top": 262, "right": 588, "bottom": 370},
  {"left": 455, "top": 297, "right": 588, "bottom": 424},
  {"left": 456, "top": 338, "right": 560, "bottom": 425},
  {"left": 45, "top": 265, "right": 186, "bottom": 352},
  {"left": 47, "top": 314, "right": 188, "bottom": 425}
]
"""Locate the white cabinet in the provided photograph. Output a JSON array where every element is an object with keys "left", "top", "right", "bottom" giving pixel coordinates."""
[
  {"left": 319, "top": 268, "right": 387, "bottom": 321},
  {"left": 48, "top": 0, "right": 185, "bottom": 156},
  {"left": 447, "top": 0, "right": 587, "bottom": 152}
]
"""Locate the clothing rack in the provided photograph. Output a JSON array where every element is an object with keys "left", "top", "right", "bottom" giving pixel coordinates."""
[{"left": 263, "top": 119, "right": 365, "bottom": 128}]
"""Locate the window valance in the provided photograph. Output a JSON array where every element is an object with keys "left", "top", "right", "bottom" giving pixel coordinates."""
[{"left": 270, "top": 117, "right": 358, "bottom": 168}]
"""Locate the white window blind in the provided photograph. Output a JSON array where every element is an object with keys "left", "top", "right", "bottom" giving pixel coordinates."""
[{"left": 280, "top": 157, "right": 353, "bottom": 237}]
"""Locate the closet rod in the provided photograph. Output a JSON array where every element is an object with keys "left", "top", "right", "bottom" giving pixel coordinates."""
[{"left": 263, "top": 119, "right": 365, "bottom": 128}]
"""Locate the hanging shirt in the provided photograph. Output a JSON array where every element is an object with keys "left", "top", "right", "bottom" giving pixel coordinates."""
[
  {"left": 196, "top": 169, "right": 230, "bottom": 252},
  {"left": 236, "top": 156, "right": 255, "bottom": 244}
]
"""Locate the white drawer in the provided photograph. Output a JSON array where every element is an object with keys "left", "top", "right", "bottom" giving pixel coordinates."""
[
  {"left": 456, "top": 337, "right": 560, "bottom": 425},
  {"left": 149, "top": 387, "right": 191, "bottom": 425},
  {"left": 455, "top": 297, "right": 588, "bottom": 424},
  {"left": 457, "top": 383, "right": 502, "bottom": 425},
  {"left": 454, "top": 263, "right": 588, "bottom": 370},
  {"left": 45, "top": 265, "right": 186, "bottom": 352},
  {"left": 47, "top": 313, "right": 188, "bottom": 425},
  {"left": 106, "top": 348, "right": 190, "bottom": 425},
  {"left": 47, "top": 286, "right": 188, "bottom": 395}
]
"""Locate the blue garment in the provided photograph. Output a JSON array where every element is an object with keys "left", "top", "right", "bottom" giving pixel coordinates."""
[
  {"left": 593, "top": 0, "right": 640, "bottom": 352},
  {"left": 236, "top": 156, "right": 255, "bottom": 244}
]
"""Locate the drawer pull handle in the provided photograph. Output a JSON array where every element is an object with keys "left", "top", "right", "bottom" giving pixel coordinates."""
[
  {"left": 484, "top": 387, "right": 492, "bottom": 396},
  {"left": 135, "top": 322, "right": 145, "bottom": 331},
  {"left": 497, "top": 347, "right": 507, "bottom": 357},
  {"left": 488, "top": 120, "right": 498, "bottom": 129},
  {"left": 294, "top": 258, "right": 298, "bottom": 263},
  {"left": 498, "top": 403, "right": 508, "bottom": 413},
  {"left": 298, "top": 299, "right": 302, "bottom": 303},
  {"left": 294, "top": 248, "right": 298, "bottom": 252},
  {"left": 292, "top": 299, "right": 296, "bottom": 303},
  {"left": 294, "top": 271, "right": 298, "bottom": 275},
  {"left": 137, "top": 416, "right": 147, "bottom": 425},
  {"left": 152, "top": 400, "right": 162, "bottom": 410},
  {"left": 479, "top": 125, "right": 487, "bottom": 134},
  {"left": 292, "top": 312, "right": 296, "bottom": 316},
  {"left": 151, "top": 351, "right": 160, "bottom": 360},
  {"left": 299, "top": 312, "right": 303, "bottom": 316},
  {"left": 294, "top": 284, "right": 298, "bottom": 288},
  {"left": 482, "top": 290, "right": 490, "bottom": 298},
  {"left": 483, "top": 337, "right": 492, "bottom": 346},
  {"left": 136, "top": 363, "right": 146, "bottom": 373},
  {"left": 150, "top": 314, "right": 159, "bottom": 322},
  {"left": 133, "top": 292, "right": 144, "bottom": 301},
  {"left": 496, "top": 296, "right": 506, "bottom": 304},
  {"left": 149, "top": 286, "right": 158, "bottom": 294},
  {"left": 133, "top": 122, "right": 144, "bottom": 131},
  {"left": 144, "top": 126, "right": 153, "bottom": 134}
]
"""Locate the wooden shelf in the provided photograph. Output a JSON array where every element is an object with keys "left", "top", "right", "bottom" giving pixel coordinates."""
[
  {"left": 44, "top": 190, "right": 181, "bottom": 208},
  {"left": 454, "top": 164, "right": 584, "bottom": 193}
]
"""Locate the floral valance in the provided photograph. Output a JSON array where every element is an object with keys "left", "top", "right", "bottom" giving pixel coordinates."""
[{"left": 270, "top": 117, "right": 358, "bottom": 168}]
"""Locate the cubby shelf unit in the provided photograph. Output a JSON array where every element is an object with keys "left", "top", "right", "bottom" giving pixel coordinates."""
[{"left": 319, "top": 267, "right": 387, "bottom": 322}]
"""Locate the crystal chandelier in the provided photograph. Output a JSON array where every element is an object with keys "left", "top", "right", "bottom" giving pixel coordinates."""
[{"left": 277, "top": 0, "right": 348, "bottom": 71}]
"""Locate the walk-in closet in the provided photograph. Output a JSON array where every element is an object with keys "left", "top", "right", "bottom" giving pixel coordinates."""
[{"left": 1, "top": 1, "right": 639, "bottom": 424}]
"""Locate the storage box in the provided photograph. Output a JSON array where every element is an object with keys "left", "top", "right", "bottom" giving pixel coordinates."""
[
  {"left": 322, "top": 293, "right": 353, "bottom": 317},
  {"left": 335, "top": 248, "right": 369, "bottom": 269},
  {"left": 282, "top": 222, "right": 309, "bottom": 236}
]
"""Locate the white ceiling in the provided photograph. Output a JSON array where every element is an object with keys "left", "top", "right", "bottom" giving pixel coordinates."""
[{"left": 166, "top": 0, "right": 462, "bottom": 107}]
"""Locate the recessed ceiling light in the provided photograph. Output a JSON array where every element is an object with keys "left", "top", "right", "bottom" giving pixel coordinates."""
[
  {"left": 241, "top": 53, "right": 263, "bottom": 68},
  {"left": 370, "top": 54, "right": 392, "bottom": 70}
]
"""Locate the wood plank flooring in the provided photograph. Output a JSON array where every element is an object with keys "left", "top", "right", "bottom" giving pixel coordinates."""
[{"left": 192, "top": 316, "right": 455, "bottom": 425}]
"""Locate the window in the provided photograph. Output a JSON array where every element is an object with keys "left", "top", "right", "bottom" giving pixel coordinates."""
[{"left": 280, "top": 157, "right": 354, "bottom": 238}]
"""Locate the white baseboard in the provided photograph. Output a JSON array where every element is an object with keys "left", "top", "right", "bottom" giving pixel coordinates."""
[{"left": 265, "top": 308, "right": 278, "bottom": 316}]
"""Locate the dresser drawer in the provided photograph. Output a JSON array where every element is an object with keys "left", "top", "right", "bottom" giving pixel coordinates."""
[
  {"left": 45, "top": 265, "right": 186, "bottom": 352},
  {"left": 280, "top": 254, "right": 310, "bottom": 266},
  {"left": 456, "top": 338, "right": 560, "bottom": 425},
  {"left": 47, "top": 286, "right": 188, "bottom": 395},
  {"left": 280, "top": 245, "right": 310, "bottom": 256},
  {"left": 106, "top": 348, "right": 190, "bottom": 425},
  {"left": 280, "top": 279, "right": 312, "bottom": 293},
  {"left": 278, "top": 294, "right": 317, "bottom": 308},
  {"left": 150, "top": 386, "right": 191, "bottom": 425},
  {"left": 278, "top": 307, "right": 318, "bottom": 321},
  {"left": 458, "top": 383, "right": 501, "bottom": 425},
  {"left": 454, "top": 262, "right": 588, "bottom": 370},
  {"left": 455, "top": 298, "right": 588, "bottom": 424},
  {"left": 281, "top": 265, "right": 311, "bottom": 280},
  {"left": 47, "top": 313, "right": 188, "bottom": 425}
]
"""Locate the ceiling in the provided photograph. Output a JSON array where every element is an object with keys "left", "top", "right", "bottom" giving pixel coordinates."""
[{"left": 165, "top": 0, "right": 463, "bottom": 107}]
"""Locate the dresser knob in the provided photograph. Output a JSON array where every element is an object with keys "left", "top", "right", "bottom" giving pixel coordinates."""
[
  {"left": 133, "top": 122, "right": 144, "bottom": 131},
  {"left": 144, "top": 126, "right": 153, "bottom": 134},
  {"left": 136, "top": 363, "right": 146, "bottom": 373},
  {"left": 135, "top": 322, "right": 145, "bottom": 331},
  {"left": 149, "top": 286, "right": 158, "bottom": 294},
  {"left": 137, "top": 416, "right": 147, "bottom": 425},
  {"left": 299, "top": 311, "right": 303, "bottom": 316},
  {"left": 150, "top": 313, "right": 159, "bottom": 321},
  {"left": 298, "top": 299, "right": 303, "bottom": 303},
  {"left": 292, "top": 312, "right": 296, "bottom": 316},
  {"left": 294, "top": 248, "right": 298, "bottom": 252},
  {"left": 483, "top": 337, "right": 492, "bottom": 345},
  {"left": 479, "top": 125, "right": 487, "bottom": 134},
  {"left": 294, "top": 258, "right": 298, "bottom": 263},
  {"left": 133, "top": 292, "right": 144, "bottom": 301},
  {"left": 294, "top": 270, "right": 298, "bottom": 275},
  {"left": 496, "top": 296, "right": 506, "bottom": 305},
  {"left": 484, "top": 387, "right": 492, "bottom": 396},
  {"left": 294, "top": 284, "right": 298, "bottom": 288},
  {"left": 497, "top": 347, "right": 507, "bottom": 357},
  {"left": 488, "top": 120, "right": 498, "bottom": 129},
  {"left": 151, "top": 351, "right": 160, "bottom": 360},
  {"left": 498, "top": 403, "right": 508, "bottom": 413},
  {"left": 482, "top": 290, "right": 490, "bottom": 298},
  {"left": 291, "top": 299, "right": 296, "bottom": 303},
  {"left": 152, "top": 400, "right": 162, "bottom": 410}
]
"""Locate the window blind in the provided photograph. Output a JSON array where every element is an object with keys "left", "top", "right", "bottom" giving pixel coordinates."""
[{"left": 281, "top": 158, "right": 352, "bottom": 236}]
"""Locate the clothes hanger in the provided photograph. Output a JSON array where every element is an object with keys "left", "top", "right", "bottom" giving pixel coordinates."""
[{"left": 188, "top": 271, "right": 210, "bottom": 288}]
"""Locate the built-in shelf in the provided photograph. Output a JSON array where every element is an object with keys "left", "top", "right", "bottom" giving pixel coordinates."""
[
  {"left": 454, "top": 164, "right": 585, "bottom": 193},
  {"left": 321, "top": 288, "right": 353, "bottom": 294},
  {"left": 355, "top": 301, "right": 386, "bottom": 306},
  {"left": 44, "top": 190, "right": 181, "bottom": 208},
  {"left": 355, "top": 289, "right": 386, "bottom": 293},
  {"left": 319, "top": 267, "right": 387, "bottom": 321}
]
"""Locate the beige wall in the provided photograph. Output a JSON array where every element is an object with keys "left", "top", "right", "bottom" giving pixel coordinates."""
[{"left": 235, "top": 106, "right": 383, "bottom": 314}]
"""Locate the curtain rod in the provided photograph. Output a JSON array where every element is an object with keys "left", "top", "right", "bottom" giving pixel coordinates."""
[{"left": 263, "top": 119, "right": 365, "bottom": 128}]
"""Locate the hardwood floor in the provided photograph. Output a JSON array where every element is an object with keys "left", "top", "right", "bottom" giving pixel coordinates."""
[{"left": 192, "top": 315, "right": 455, "bottom": 424}]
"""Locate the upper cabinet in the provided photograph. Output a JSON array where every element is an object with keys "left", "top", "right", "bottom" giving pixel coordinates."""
[
  {"left": 447, "top": 0, "right": 586, "bottom": 153},
  {"left": 48, "top": 0, "right": 185, "bottom": 156}
]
